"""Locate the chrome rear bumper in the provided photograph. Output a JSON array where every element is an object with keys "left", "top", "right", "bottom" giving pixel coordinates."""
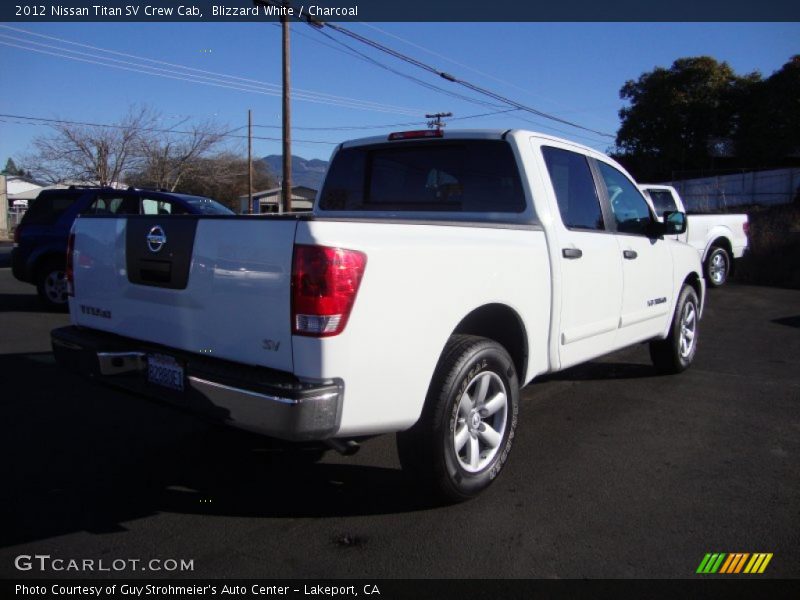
[{"left": 51, "top": 326, "right": 343, "bottom": 441}]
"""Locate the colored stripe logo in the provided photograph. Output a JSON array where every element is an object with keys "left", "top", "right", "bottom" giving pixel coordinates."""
[{"left": 697, "top": 553, "right": 773, "bottom": 574}]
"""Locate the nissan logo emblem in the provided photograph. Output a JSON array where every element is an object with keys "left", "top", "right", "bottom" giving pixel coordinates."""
[{"left": 147, "top": 225, "right": 167, "bottom": 253}]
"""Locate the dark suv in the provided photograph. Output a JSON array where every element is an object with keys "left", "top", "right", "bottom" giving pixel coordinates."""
[{"left": 12, "top": 186, "right": 234, "bottom": 309}]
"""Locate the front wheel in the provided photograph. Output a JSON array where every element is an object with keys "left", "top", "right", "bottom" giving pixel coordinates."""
[
  {"left": 649, "top": 285, "right": 700, "bottom": 374},
  {"left": 397, "top": 335, "right": 519, "bottom": 503},
  {"left": 705, "top": 246, "right": 730, "bottom": 287}
]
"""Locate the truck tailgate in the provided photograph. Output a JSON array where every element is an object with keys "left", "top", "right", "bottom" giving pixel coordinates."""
[{"left": 71, "top": 216, "right": 298, "bottom": 372}]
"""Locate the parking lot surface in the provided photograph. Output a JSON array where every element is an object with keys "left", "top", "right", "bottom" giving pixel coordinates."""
[{"left": 1, "top": 252, "right": 798, "bottom": 579}]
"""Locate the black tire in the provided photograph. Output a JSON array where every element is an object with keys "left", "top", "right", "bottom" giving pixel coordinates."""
[
  {"left": 705, "top": 246, "right": 730, "bottom": 288},
  {"left": 649, "top": 285, "right": 700, "bottom": 375},
  {"left": 397, "top": 335, "right": 519, "bottom": 503},
  {"left": 36, "top": 257, "right": 69, "bottom": 311}
]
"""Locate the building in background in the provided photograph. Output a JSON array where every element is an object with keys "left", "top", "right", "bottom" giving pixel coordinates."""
[{"left": 239, "top": 186, "right": 317, "bottom": 214}]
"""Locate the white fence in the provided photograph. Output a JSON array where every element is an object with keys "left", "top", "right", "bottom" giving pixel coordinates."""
[{"left": 665, "top": 168, "right": 800, "bottom": 213}]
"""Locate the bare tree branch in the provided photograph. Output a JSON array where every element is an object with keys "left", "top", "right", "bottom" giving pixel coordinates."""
[{"left": 24, "top": 105, "right": 157, "bottom": 186}]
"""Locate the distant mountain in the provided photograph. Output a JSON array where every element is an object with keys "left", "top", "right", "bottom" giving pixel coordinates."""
[{"left": 260, "top": 155, "right": 329, "bottom": 190}]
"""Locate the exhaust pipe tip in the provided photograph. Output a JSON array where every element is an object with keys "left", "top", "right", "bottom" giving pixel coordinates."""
[{"left": 325, "top": 439, "right": 360, "bottom": 456}]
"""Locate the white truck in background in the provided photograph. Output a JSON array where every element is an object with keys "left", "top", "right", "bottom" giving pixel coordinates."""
[
  {"left": 639, "top": 184, "right": 749, "bottom": 287},
  {"left": 52, "top": 130, "right": 705, "bottom": 502}
]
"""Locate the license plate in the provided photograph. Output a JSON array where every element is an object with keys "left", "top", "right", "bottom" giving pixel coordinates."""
[{"left": 147, "top": 354, "right": 184, "bottom": 392}]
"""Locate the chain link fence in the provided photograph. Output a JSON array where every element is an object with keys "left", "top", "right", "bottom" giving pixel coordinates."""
[{"left": 6, "top": 208, "right": 26, "bottom": 235}]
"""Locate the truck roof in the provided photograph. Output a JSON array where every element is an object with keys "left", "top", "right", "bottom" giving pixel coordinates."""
[{"left": 340, "top": 128, "right": 602, "bottom": 157}]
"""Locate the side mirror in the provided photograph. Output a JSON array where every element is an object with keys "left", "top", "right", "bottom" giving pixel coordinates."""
[{"left": 661, "top": 211, "right": 687, "bottom": 235}]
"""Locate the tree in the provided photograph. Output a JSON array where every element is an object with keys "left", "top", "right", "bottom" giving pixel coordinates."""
[
  {"left": 2, "top": 158, "right": 25, "bottom": 176},
  {"left": 24, "top": 105, "right": 156, "bottom": 185},
  {"left": 130, "top": 152, "right": 278, "bottom": 211},
  {"left": 131, "top": 119, "right": 229, "bottom": 191},
  {"left": 615, "top": 57, "right": 754, "bottom": 180},
  {"left": 178, "top": 153, "right": 277, "bottom": 210},
  {"left": 734, "top": 55, "right": 800, "bottom": 165}
]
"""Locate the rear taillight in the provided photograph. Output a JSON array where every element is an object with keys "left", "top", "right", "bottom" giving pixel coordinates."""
[
  {"left": 743, "top": 221, "right": 749, "bottom": 237},
  {"left": 66, "top": 232, "right": 75, "bottom": 297},
  {"left": 291, "top": 245, "right": 367, "bottom": 337}
]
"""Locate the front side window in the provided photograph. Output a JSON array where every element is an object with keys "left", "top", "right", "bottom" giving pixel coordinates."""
[
  {"left": 542, "top": 146, "right": 604, "bottom": 231},
  {"left": 142, "top": 198, "right": 189, "bottom": 215},
  {"left": 84, "top": 194, "right": 139, "bottom": 215},
  {"left": 597, "top": 162, "right": 653, "bottom": 235},
  {"left": 319, "top": 140, "right": 525, "bottom": 214}
]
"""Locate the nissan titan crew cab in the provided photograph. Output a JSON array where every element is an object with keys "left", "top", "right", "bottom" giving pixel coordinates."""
[{"left": 52, "top": 130, "right": 705, "bottom": 502}]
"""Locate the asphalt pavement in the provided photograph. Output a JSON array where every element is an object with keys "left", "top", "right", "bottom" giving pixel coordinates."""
[{"left": 0, "top": 260, "right": 798, "bottom": 579}]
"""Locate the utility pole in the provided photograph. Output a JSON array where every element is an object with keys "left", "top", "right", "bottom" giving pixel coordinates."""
[
  {"left": 248, "top": 108, "right": 253, "bottom": 214},
  {"left": 252, "top": 0, "right": 296, "bottom": 213},
  {"left": 281, "top": 14, "right": 292, "bottom": 214},
  {"left": 426, "top": 112, "right": 452, "bottom": 131}
]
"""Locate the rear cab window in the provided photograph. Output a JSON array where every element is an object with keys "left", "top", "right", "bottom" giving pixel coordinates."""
[
  {"left": 648, "top": 189, "right": 678, "bottom": 218},
  {"left": 542, "top": 146, "right": 605, "bottom": 231},
  {"left": 319, "top": 140, "right": 528, "bottom": 219}
]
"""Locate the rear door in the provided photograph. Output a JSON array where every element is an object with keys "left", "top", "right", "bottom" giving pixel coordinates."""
[
  {"left": 540, "top": 145, "right": 624, "bottom": 369},
  {"left": 72, "top": 216, "right": 299, "bottom": 372}
]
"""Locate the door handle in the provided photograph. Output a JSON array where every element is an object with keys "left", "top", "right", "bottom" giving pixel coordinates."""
[
  {"left": 562, "top": 248, "right": 583, "bottom": 259},
  {"left": 623, "top": 250, "right": 638, "bottom": 260}
]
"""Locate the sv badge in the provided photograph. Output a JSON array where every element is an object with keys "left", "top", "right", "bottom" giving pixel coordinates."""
[{"left": 262, "top": 339, "right": 281, "bottom": 352}]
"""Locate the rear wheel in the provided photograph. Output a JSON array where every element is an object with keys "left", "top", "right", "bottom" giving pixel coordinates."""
[
  {"left": 36, "top": 257, "right": 69, "bottom": 311},
  {"left": 705, "top": 246, "right": 730, "bottom": 287},
  {"left": 397, "top": 335, "right": 519, "bottom": 503},
  {"left": 649, "top": 285, "right": 699, "bottom": 374}
]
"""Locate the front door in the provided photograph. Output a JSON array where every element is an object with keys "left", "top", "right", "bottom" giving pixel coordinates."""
[
  {"left": 595, "top": 161, "right": 674, "bottom": 346},
  {"left": 540, "top": 145, "right": 624, "bottom": 369}
]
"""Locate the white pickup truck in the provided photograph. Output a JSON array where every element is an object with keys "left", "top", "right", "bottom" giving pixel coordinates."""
[
  {"left": 52, "top": 130, "right": 704, "bottom": 501},
  {"left": 639, "top": 184, "right": 749, "bottom": 287}
]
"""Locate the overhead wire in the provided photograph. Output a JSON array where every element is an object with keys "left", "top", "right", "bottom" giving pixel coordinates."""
[
  {"left": 358, "top": 22, "right": 600, "bottom": 116},
  {"left": 0, "top": 26, "right": 422, "bottom": 116},
  {"left": 288, "top": 22, "right": 504, "bottom": 111},
  {"left": 0, "top": 21, "right": 615, "bottom": 143},
  {"left": 0, "top": 113, "right": 338, "bottom": 145},
  {"left": 0, "top": 24, "right": 422, "bottom": 114},
  {"left": 315, "top": 20, "right": 616, "bottom": 139}
]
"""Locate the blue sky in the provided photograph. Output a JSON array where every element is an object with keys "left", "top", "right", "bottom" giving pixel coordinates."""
[{"left": 0, "top": 21, "right": 798, "bottom": 167}]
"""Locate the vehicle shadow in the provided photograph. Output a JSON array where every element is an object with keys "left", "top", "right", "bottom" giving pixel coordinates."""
[
  {"left": 537, "top": 359, "right": 658, "bottom": 383},
  {"left": 772, "top": 315, "right": 800, "bottom": 329},
  {"left": 0, "top": 352, "right": 436, "bottom": 548},
  {"left": 0, "top": 293, "right": 47, "bottom": 313},
  {"left": 0, "top": 245, "right": 12, "bottom": 268}
]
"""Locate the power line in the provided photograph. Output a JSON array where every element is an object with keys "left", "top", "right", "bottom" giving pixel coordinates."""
[
  {"left": 358, "top": 23, "right": 599, "bottom": 116},
  {"left": 251, "top": 108, "right": 520, "bottom": 131},
  {"left": 309, "top": 19, "right": 616, "bottom": 139},
  {"left": 0, "top": 113, "right": 338, "bottom": 145},
  {"left": 0, "top": 24, "right": 422, "bottom": 115},
  {"left": 0, "top": 27, "right": 423, "bottom": 117},
  {"left": 290, "top": 22, "right": 504, "bottom": 112}
]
